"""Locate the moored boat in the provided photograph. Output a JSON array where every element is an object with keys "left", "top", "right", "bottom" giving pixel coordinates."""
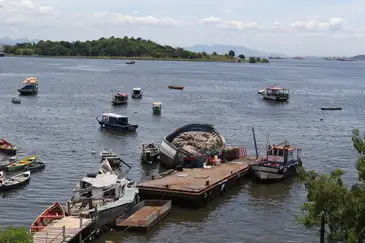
[
  {"left": 141, "top": 143, "right": 160, "bottom": 164},
  {"left": 152, "top": 102, "right": 161, "bottom": 115},
  {"left": 159, "top": 124, "right": 226, "bottom": 169},
  {"left": 321, "top": 107, "right": 342, "bottom": 111},
  {"left": 250, "top": 139, "right": 302, "bottom": 180},
  {"left": 6, "top": 155, "right": 37, "bottom": 172},
  {"left": 258, "top": 84, "right": 290, "bottom": 101},
  {"left": 99, "top": 149, "right": 123, "bottom": 167},
  {"left": 111, "top": 90, "right": 128, "bottom": 105},
  {"left": 96, "top": 113, "right": 138, "bottom": 132},
  {"left": 0, "top": 170, "right": 31, "bottom": 191},
  {"left": 126, "top": 61, "right": 136, "bottom": 64},
  {"left": 131, "top": 88, "right": 143, "bottom": 99},
  {"left": 24, "top": 161, "right": 46, "bottom": 172},
  {"left": 18, "top": 77, "right": 38, "bottom": 95},
  {"left": 0, "top": 139, "right": 17, "bottom": 155},
  {"left": 168, "top": 85, "right": 184, "bottom": 90},
  {"left": 30, "top": 202, "right": 66, "bottom": 233}
]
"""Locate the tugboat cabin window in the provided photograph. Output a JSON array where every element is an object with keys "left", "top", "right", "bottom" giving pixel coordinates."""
[
  {"left": 133, "top": 90, "right": 141, "bottom": 95},
  {"left": 108, "top": 116, "right": 128, "bottom": 125}
]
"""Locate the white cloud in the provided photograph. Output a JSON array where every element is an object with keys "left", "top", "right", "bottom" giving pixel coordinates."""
[
  {"left": 202, "top": 16, "right": 260, "bottom": 30},
  {"left": 291, "top": 17, "right": 349, "bottom": 33}
]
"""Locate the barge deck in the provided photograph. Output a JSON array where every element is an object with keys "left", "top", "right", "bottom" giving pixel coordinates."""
[{"left": 137, "top": 157, "right": 259, "bottom": 208}]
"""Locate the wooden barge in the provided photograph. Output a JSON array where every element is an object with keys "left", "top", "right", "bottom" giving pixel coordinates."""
[
  {"left": 33, "top": 216, "right": 96, "bottom": 243},
  {"left": 116, "top": 200, "right": 172, "bottom": 232},
  {"left": 137, "top": 157, "right": 259, "bottom": 208}
]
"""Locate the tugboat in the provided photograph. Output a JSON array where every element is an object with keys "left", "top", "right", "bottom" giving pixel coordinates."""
[
  {"left": 131, "top": 88, "right": 143, "bottom": 99},
  {"left": 96, "top": 113, "right": 138, "bottom": 132},
  {"left": 258, "top": 84, "right": 290, "bottom": 101},
  {"left": 111, "top": 90, "right": 128, "bottom": 105},
  {"left": 18, "top": 77, "right": 38, "bottom": 95},
  {"left": 250, "top": 138, "right": 302, "bottom": 180}
]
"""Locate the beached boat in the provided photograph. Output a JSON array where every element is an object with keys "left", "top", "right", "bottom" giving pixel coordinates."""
[
  {"left": 159, "top": 124, "right": 226, "bottom": 169},
  {"left": 250, "top": 139, "right": 302, "bottom": 180},
  {"left": 30, "top": 202, "right": 66, "bottom": 233},
  {"left": 66, "top": 160, "right": 139, "bottom": 228},
  {"left": 141, "top": 143, "right": 159, "bottom": 164},
  {"left": 96, "top": 113, "right": 138, "bottom": 132},
  {"left": 0, "top": 139, "right": 17, "bottom": 155},
  {"left": 18, "top": 77, "right": 38, "bottom": 95},
  {"left": 131, "top": 88, "right": 143, "bottom": 99},
  {"left": 24, "top": 161, "right": 46, "bottom": 172},
  {"left": 6, "top": 155, "right": 36, "bottom": 172},
  {"left": 152, "top": 102, "right": 161, "bottom": 115},
  {"left": 0, "top": 171, "right": 31, "bottom": 191},
  {"left": 168, "top": 85, "right": 184, "bottom": 90},
  {"left": 258, "top": 84, "right": 290, "bottom": 101},
  {"left": 12, "top": 98, "right": 21, "bottom": 104},
  {"left": 111, "top": 90, "right": 128, "bottom": 105},
  {"left": 126, "top": 61, "right": 136, "bottom": 64}
]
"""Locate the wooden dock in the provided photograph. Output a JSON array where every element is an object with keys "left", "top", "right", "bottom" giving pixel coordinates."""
[
  {"left": 116, "top": 200, "right": 171, "bottom": 232},
  {"left": 33, "top": 216, "right": 95, "bottom": 243},
  {"left": 137, "top": 157, "right": 258, "bottom": 208}
]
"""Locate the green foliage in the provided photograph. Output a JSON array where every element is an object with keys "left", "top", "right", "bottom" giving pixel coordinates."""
[
  {"left": 0, "top": 226, "right": 33, "bottom": 243},
  {"left": 297, "top": 129, "right": 365, "bottom": 242},
  {"left": 212, "top": 51, "right": 218, "bottom": 56},
  {"left": 256, "top": 57, "right": 261, "bottom": 62},
  {"left": 262, "top": 58, "right": 270, "bottom": 63},
  {"left": 249, "top": 56, "right": 257, "bottom": 63},
  {"left": 228, "top": 50, "right": 235, "bottom": 57},
  {"left": 238, "top": 54, "right": 245, "bottom": 60}
]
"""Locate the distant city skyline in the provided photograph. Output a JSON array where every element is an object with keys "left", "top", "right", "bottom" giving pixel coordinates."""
[{"left": 1, "top": 0, "right": 365, "bottom": 56}]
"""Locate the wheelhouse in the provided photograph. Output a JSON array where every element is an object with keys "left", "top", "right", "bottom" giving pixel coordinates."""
[
  {"left": 266, "top": 86, "right": 289, "bottom": 98},
  {"left": 132, "top": 88, "right": 141, "bottom": 95},
  {"left": 101, "top": 113, "right": 129, "bottom": 125},
  {"left": 265, "top": 141, "right": 301, "bottom": 165},
  {"left": 114, "top": 93, "right": 128, "bottom": 102}
]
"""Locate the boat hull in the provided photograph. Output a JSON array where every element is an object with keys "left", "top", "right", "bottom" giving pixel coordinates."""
[
  {"left": 18, "top": 88, "right": 38, "bottom": 95},
  {"left": 96, "top": 117, "right": 138, "bottom": 132},
  {"left": 0, "top": 172, "right": 31, "bottom": 191},
  {"left": 250, "top": 162, "right": 300, "bottom": 180},
  {"left": 168, "top": 86, "right": 184, "bottom": 90},
  {"left": 7, "top": 164, "right": 27, "bottom": 172},
  {"left": 131, "top": 94, "right": 142, "bottom": 99},
  {"left": 111, "top": 100, "right": 128, "bottom": 105},
  {"left": 261, "top": 94, "right": 289, "bottom": 101},
  {"left": 25, "top": 161, "right": 46, "bottom": 172},
  {"left": 0, "top": 147, "right": 17, "bottom": 155},
  {"left": 30, "top": 203, "right": 65, "bottom": 233}
]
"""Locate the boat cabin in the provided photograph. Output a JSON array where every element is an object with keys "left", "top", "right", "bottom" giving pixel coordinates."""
[
  {"left": 114, "top": 93, "right": 128, "bottom": 102},
  {"left": 23, "top": 77, "right": 38, "bottom": 84},
  {"left": 152, "top": 102, "right": 161, "bottom": 112},
  {"left": 101, "top": 113, "right": 129, "bottom": 125},
  {"left": 266, "top": 86, "right": 289, "bottom": 98},
  {"left": 266, "top": 141, "right": 301, "bottom": 165},
  {"left": 132, "top": 88, "right": 142, "bottom": 95}
]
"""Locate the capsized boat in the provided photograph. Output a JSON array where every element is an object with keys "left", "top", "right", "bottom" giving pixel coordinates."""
[
  {"left": 0, "top": 139, "right": 17, "bottom": 155},
  {"left": 18, "top": 77, "right": 38, "bottom": 95},
  {"left": 30, "top": 202, "right": 66, "bottom": 233},
  {"left": 168, "top": 85, "right": 184, "bottom": 90},
  {"left": 66, "top": 160, "right": 139, "bottom": 228},
  {"left": 0, "top": 170, "right": 31, "bottom": 191},
  {"left": 111, "top": 90, "right": 128, "bottom": 105},
  {"left": 250, "top": 139, "right": 302, "bottom": 180},
  {"left": 159, "top": 124, "right": 226, "bottom": 169},
  {"left": 131, "top": 88, "right": 143, "bottom": 99},
  {"left": 96, "top": 113, "right": 138, "bottom": 132},
  {"left": 7, "top": 155, "right": 37, "bottom": 172},
  {"left": 152, "top": 102, "right": 161, "bottom": 115},
  {"left": 258, "top": 84, "right": 290, "bottom": 101}
]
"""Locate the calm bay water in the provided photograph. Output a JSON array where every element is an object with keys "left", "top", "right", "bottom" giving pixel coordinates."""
[{"left": 0, "top": 57, "right": 364, "bottom": 243}]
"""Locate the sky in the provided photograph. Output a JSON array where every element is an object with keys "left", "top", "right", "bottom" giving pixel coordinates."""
[{"left": 0, "top": 0, "right": 365, "bottom": 56}]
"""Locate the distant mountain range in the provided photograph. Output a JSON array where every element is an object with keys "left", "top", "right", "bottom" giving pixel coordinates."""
[
  {"left": 351, "top": 54, "right": 365, "bottom": 60},
  {"left": 0, "top": 37, "right": 39, "bottom": 45},
  {"left": 185, "top": 44, "right": 286, "bottom": 57}
]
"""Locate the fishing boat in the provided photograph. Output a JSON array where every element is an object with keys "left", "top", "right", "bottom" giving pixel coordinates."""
[
  {"left": 0, "top": 156, "right": 17, "bottom": 171},
  {"left": 152, "top": 102, "right": 161, "bottom": 115},
  {"left": 7, "top": 155, "right": 36, "bottom": 172},
  {"left": 0, "top": 139, "right": 17, "bottom": 155},
  {"left": 126, "top": 61, "right": 136, "bottom": 64},
  {"left": 18, "top": 77, "right": 38, "bottom": 95},
  {"left": 24, "top": 161, "right": 46, "bottom": 172},
  {"left": 131, "top": 88, "right": 143, "bottom": 99},
  {"left": 141, "top": 143, "right": 160, "bottom": 164},
  {"left": 258, "top": 84, "right": 290, "bottom": 101},
  {"left": 66, "top": 160, "right": 139, "bottom": 228},
  {"left": 159, "top": 124, "right": 226, "bottom": 169},
  {"left": 12, "top": 98, "right": 21, "bottom": 104},
  {"left": 0, "top": 170, "right": 31, "bottom": 191},
  {"left": 96, "top": 113, "right": 138, "bottom": 132},
  {"left": 321, "top": 107, "right": 342, "bottom": 111},
  {"left": 30, "top": 202, "right": 66, "bottom": 233},
  {"left": 250, "top": 139, "right": 302, "bottom": 180},
  {"left": 111, "top": 90, "right": 128, "bottom": 105},
  {"left": 168, "top": 85, "right": 184, "bottom": 90}
]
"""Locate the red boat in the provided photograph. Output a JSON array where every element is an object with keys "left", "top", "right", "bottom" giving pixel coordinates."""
[
  {"left": 0, "top": 139, "right": 17, "bottom": 155},
  {"left": 30, "top": 202, "right": 66, "bottom": 233},
  {"left": 168, "top": 85, "right": 184, "bottom": 90}
]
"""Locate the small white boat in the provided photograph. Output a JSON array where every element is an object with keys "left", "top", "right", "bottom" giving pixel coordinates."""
[
  {"left": 258, "top": 84, "right": 290, "bottom": 101},
  {"left": 0, "top": 170, "right": 31, "bottom": 191},
  {"left": 131, "top": 88, "right": 143, "bottom": 99}
]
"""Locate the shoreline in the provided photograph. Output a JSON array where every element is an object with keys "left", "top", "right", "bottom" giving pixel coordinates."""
[{"left": 4, "top": 55, "right": 268, "bottom": 64}]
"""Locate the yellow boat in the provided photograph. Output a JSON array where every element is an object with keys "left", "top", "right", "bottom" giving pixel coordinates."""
[{"left": 7, "top": 155, "right": 37, "bottom": 172}]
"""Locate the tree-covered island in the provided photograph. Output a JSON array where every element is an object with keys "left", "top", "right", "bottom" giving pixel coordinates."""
[{"left": 4, "top": 36, "right": 269, "bottom": 63}]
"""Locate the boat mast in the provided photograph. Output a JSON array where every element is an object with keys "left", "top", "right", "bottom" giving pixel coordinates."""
[{"left": 252, "top": 127, "right": 259, "bottom": 159}]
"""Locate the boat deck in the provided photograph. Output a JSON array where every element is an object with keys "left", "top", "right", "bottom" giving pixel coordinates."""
[{"left": 33, "top": 216, "right": 92, "bottom": 243}]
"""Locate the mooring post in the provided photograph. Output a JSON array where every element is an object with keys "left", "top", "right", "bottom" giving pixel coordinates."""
[
  {"left": 252, "top": 127, "right": 259, "bottom": 159},
  {"left": 79, "top": 214, "right": 83, "bottom": 228},
  {"left": 320, "top": 212, "right": 325, "bottom": 243},
  {"left": 62, "top": 226, "right": 66, "bottom": 241},
  {"left": 67, "top": 201, "right": 70, "bottom": 214}
]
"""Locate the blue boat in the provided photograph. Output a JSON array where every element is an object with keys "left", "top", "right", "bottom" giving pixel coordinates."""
[
  {"left": 18, "top": 77, "right": 38, "bottom": 95},
  {"left": 96, "top": 113, "right": 138, "bottom": 132}
]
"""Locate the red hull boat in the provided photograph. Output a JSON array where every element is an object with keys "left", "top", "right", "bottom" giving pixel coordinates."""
[
  {"left": 30, "top": 202, "right": 66, "bottom": 233},
  {"left": 168, "top": 85, "right": 184, "bottom": 90}
]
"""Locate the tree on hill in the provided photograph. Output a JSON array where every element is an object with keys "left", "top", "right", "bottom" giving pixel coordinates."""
[
  {"left": 297, "top": 129, "right": 365, "bottom": 243},
  {"left": 228, "top": 50, "right": 235, "bottom": 57},
  {"left": 238, "top": 54, "right": 245, "bottom": 60}
]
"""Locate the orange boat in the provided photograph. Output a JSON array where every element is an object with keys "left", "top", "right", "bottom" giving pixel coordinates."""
[
  {"left": 30, "top": 202, "right": 65, "bottom": 233},
  {"left": 168, "top": 85, "right": 184, "bottom": 90},
  {"left": 0, "top": 139, "right": 17, "bottom": 155}
]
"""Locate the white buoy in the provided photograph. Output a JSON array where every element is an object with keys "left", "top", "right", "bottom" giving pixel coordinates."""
[{"left": 91, "top": 148, "right": 96, "bottom": 155}]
